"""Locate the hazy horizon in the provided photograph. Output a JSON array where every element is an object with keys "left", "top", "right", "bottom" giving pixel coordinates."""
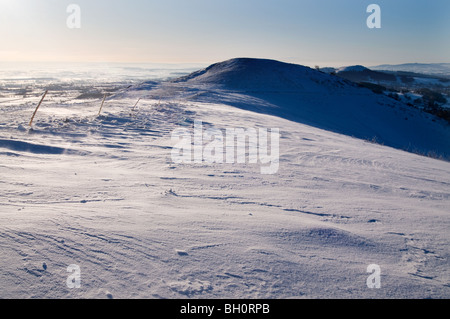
[
  {"left": 1, "top": 0, "right": 449, "bottom": 67},
  {"left": 1, "top": 60, "right": 450, "bottom": 72}
]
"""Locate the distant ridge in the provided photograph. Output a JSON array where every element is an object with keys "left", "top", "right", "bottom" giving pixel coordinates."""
[{"left": 370, "top": 63, "right": 450, "bottom": 77}]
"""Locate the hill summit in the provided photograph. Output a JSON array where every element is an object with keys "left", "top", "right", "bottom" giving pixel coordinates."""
[{"left": 173, "top": 57, "right": 344, "bottom": 92}]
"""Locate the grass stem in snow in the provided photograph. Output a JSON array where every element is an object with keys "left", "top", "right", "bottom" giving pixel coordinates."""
[
  {"left": 29, "top": 90, "right": 48, "bottom": 126},
  {"left": 98, "top": 94, "right": 107, "bottom": 116}
]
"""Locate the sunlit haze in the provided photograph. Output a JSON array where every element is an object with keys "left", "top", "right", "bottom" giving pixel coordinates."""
[{"left": 0, "top": 0, "right": 449, "bottom": 67}]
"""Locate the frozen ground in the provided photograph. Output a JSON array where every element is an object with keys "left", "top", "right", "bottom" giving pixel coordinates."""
[{"left": 0, "top": 61, "right": 449, "bottom": 299}]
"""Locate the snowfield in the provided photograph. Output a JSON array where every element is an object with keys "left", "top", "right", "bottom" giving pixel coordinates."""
[{"left": 0, "top": 59, "right": 449, "bottom": 299}]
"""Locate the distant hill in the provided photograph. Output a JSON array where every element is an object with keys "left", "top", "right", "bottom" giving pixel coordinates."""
[{"left": 335, "top": 65, "right": 397, "bottom": 83}]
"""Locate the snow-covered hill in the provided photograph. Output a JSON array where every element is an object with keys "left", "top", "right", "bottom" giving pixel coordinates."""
[
  {"left": 335, "top": 65, "right": 397, "bottom": 83},
  {"left": 0, "top": 60, "right": 449, "bottom": 299},
  {"left": 155, "top": 58, "right": 450, "bottom": 159},
  {"left": 337, "top": 65, "right": 371, "bottom": 73}
]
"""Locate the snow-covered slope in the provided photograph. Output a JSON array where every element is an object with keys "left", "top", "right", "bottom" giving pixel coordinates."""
[
  {"left": 0, "top": 61, "right": 449, "bottom": 299},
  {"left": 157, "top": 58, "right": 450, "bottom": 159}
]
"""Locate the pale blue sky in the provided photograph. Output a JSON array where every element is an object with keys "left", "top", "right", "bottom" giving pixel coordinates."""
[{"left": 0, "top": 0, "right": 448, "bottom": 67}]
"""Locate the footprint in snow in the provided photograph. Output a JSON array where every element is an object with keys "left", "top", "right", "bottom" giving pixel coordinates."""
[{"left": 176, "top": 250, "right": 189, "bottom": 256}]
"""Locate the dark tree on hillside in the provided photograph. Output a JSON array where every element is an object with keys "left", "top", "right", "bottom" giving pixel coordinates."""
[{"left": 416, "top": 88, "right": 447, "bottom": 111}]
